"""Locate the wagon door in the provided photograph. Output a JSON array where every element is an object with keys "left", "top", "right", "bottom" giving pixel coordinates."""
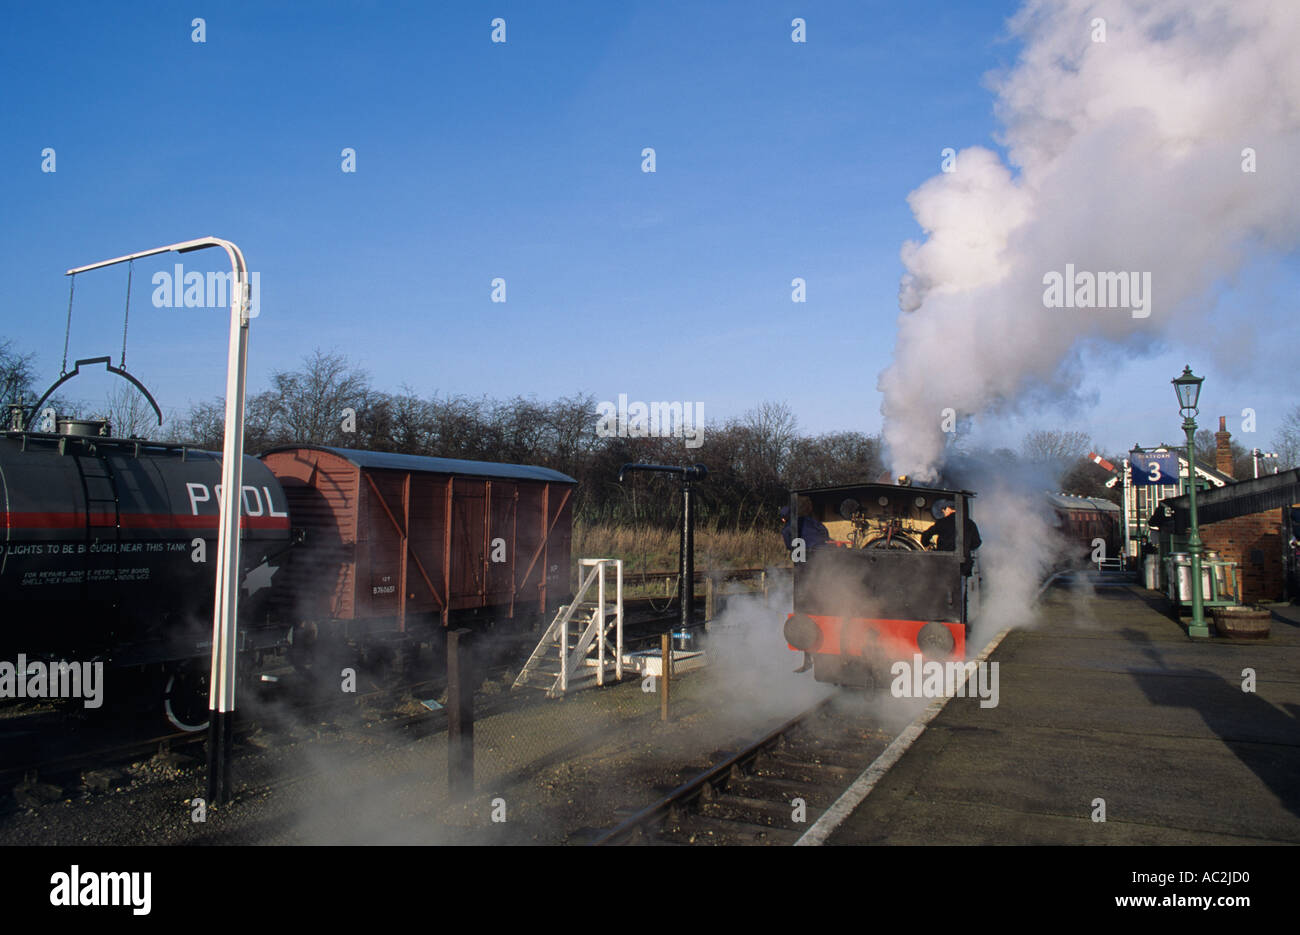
[
  {"left": 403, "top": 472, "right": 446, "bottom": 621},
  {"left": 486, "top": 481, "right": 518, "bottom": 611},
  {"left": 512, "top": 481, "right": 572, "bottom": 617},
  {"left": 514, "top": 483, "right": 544, "bottom": 609},
  {"left": 449, "top": 478, "right": 487, "bottom": 609},
  {"left": 545, "top": 484, "right": 573, "bottom": 610},
  {"left": 360, "top": 469, "right": 407, "bottom": 620}
]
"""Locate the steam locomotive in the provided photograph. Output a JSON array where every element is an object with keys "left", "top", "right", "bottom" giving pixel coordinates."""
[
  {"left": 0, "top": 419, "right": 575, "bottom": 729},
  {"left": 781, "top": 481, "right": 1122, "bottom": 686},
  {"left": 781, "top": 481, "right": 979, "bottom": 686}
]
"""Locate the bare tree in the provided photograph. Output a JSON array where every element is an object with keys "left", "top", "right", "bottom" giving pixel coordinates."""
[
  {"left": 787, "top": 431, "right": 884, "bottom": 489},
  {"left": 492, "top": 395, "right": 552, "bottom": 463},
  {"left": 167, "top": 399, "right": 225, "bottom": 449},
  {"left": 1021, "top": 429, "right": 1093, "bottom": 463},
  {"left": 377, "top": 389, "right": 439, "bottom": 454},
  {"left": 739, "top": 401, "right": 799, "bottom": 481},
  {"left": 1192, "top": 427, "right": 1257, "bottom": 478},
  {"left": 1060, "top": 456, "right": 1121, "bottom": 502},
  {"left": 104, "top": 384, "right": 160, "bottom": 439},
  {"left": 167, "top": 393, "right": 280, "bottom": 452},
  {"left": 1271, "top": 405, "right": 1300, "bottom": 471},
  {"left": 428, "top": 393, "right": 492, "bottom": 458},
  {"left": 0, "top": 339, "right": 39, "bottom": 411},
  {"left": 546, "top": 392, "right": 600, "bottom": 475},
  {"left": 270, "top": 349, "right": 370, "bottom": 445}
]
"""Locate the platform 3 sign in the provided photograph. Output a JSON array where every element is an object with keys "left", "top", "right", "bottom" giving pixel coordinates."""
[{"left": 1130, "top": 451, "right": 1179, "bottom": 486}]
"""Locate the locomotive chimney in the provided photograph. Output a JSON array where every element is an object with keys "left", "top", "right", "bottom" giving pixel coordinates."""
[{"left": 1214, "top": 416, "right": 1233, "bottom": 478}]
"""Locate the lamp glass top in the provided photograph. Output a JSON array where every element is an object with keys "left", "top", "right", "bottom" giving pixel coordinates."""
[{"left": 1172, "top": 365, "right": 1203, "bottom": 413}]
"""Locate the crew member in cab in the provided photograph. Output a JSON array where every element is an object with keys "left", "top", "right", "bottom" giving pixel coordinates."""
[
  {"left": 922, "top": 500, "right": 981, "bottom": 553},
  {"left": 780, "top": 499, "right": 829, "bottom": 552}
]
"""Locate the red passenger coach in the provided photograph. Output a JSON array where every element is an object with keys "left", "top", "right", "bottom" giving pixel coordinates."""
[{"left": 258, "top": 447, "right": 575, "bottom": 643}]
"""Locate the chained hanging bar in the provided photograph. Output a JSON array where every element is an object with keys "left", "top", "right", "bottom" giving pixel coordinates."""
[
  {"left": 61, "top": 273, "right": 76, "bottom": 376},
  {"left": 120, "top": 259, "right": 133, "bottom": 368}
]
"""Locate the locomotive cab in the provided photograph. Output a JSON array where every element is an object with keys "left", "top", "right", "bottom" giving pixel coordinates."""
[{"left": 782, "top": 481, "right": 979, "bottom": 687}]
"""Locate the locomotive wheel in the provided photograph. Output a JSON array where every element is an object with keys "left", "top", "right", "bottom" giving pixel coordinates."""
[{"left": 163, "top": 662, "right": 211, "bottom": 733}]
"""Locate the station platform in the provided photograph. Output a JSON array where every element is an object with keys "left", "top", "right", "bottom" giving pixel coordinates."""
[{"left": 826, "top": 582, "right": 1300, "bottom": 845}]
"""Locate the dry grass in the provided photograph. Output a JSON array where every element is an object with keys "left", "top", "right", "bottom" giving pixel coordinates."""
[{"left": 572, "top": 522, "right": 788, "bottom": 578}]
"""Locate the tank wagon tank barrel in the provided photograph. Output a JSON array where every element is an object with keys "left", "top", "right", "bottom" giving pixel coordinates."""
[{"left": 0, "top": 428, "right": 289, "bottom": 664}]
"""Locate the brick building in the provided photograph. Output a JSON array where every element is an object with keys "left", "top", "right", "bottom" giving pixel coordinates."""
[{"left": 1151, "top": 422, "right": 1300, "bottom": 603}]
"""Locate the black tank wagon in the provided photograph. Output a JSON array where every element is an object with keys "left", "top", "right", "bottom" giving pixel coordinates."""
[{"left": 0, "top": 424, "right": 290, "bottom": 665}]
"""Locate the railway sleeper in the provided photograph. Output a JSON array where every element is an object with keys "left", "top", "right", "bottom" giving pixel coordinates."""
[
  {"left": 698, "top": 792, "right": 803, "bottom": 828},
  {"left": 774, "top": 742, "right": 869, "bottom": 771},
  {"left": 730, "top": 774, "right": 834, "bottom": 810},
  {"left": 661, "top": 813, "right": 802, "bottom": 846},
  {"left": 754, "top": 752, "right": 856, "bottom": 784}
]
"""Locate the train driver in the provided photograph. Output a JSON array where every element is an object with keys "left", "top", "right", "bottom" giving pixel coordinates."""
[
  {"left": 921, "top": 500, "right": 982, "bottom": 554},
  {"left": 780, "top": 503, "right": 830, "bottom": 552}
]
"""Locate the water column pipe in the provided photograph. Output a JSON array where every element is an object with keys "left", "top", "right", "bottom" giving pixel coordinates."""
[{"left": 618, "top": 463, "right": 709, "bottom": 650}]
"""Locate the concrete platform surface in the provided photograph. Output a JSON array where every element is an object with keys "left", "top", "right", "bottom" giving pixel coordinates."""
[{"left": 828, "top": 583, "right": 1300, "bottom": 845}]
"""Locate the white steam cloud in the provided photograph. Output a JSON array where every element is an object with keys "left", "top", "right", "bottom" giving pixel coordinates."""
[{"left": 880, "top": 0, "right": 1300, "bottom": 479}]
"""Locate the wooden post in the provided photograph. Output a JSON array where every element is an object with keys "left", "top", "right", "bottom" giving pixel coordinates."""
[
  {"left": 761, "top": 570, "right": 768, "bottom": 605},
  {"left": 398, "top": 472, "right": 410, "bottom": 633},
  {"left": 447, "top": 628, "right": 473, "bottom": 801},
  {"left": 705, "top": 575, "right": 715, "bottom": 622},
  {"left": 660, "top": 632, "right": 671, "bottom": 722}
]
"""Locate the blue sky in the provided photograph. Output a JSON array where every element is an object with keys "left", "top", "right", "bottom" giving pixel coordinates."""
[{"left": 2, "top": 1, "right": 1294, "bottom": 458}]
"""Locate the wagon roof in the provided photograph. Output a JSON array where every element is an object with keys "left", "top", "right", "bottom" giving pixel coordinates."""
[
  {"left": 260, "top": 445, "right": 577, "bottom": 484},
  {"left": 1046, "top": 492, "right": 1121, "bottom": 512}
]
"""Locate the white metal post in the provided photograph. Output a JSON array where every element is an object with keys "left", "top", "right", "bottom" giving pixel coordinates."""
[
  {"left": 615, "top": 559, "right": 623, "bottom": 680},
  {"left": 67, "top": 236, "right": 251, "bottom": 804},
  {"left": 560, "top": 614, "right": 568, "bottom": 695},
  {"left": 596, "top": 561, "right": 606, "bottom": 686}
]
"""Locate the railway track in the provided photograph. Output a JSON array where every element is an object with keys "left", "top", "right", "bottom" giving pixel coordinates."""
[{"left": 592, "top": 694, "right": 896, "bottom": 845}]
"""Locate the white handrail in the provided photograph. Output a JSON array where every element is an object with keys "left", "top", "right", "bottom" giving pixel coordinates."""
[{"left": 578, "top": 558, "right": 623, "bottom": 688}]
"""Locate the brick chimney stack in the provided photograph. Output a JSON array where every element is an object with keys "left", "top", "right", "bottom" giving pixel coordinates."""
[{"left": 1215, "top": 415, "right": 1234, "bottom": 478}]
